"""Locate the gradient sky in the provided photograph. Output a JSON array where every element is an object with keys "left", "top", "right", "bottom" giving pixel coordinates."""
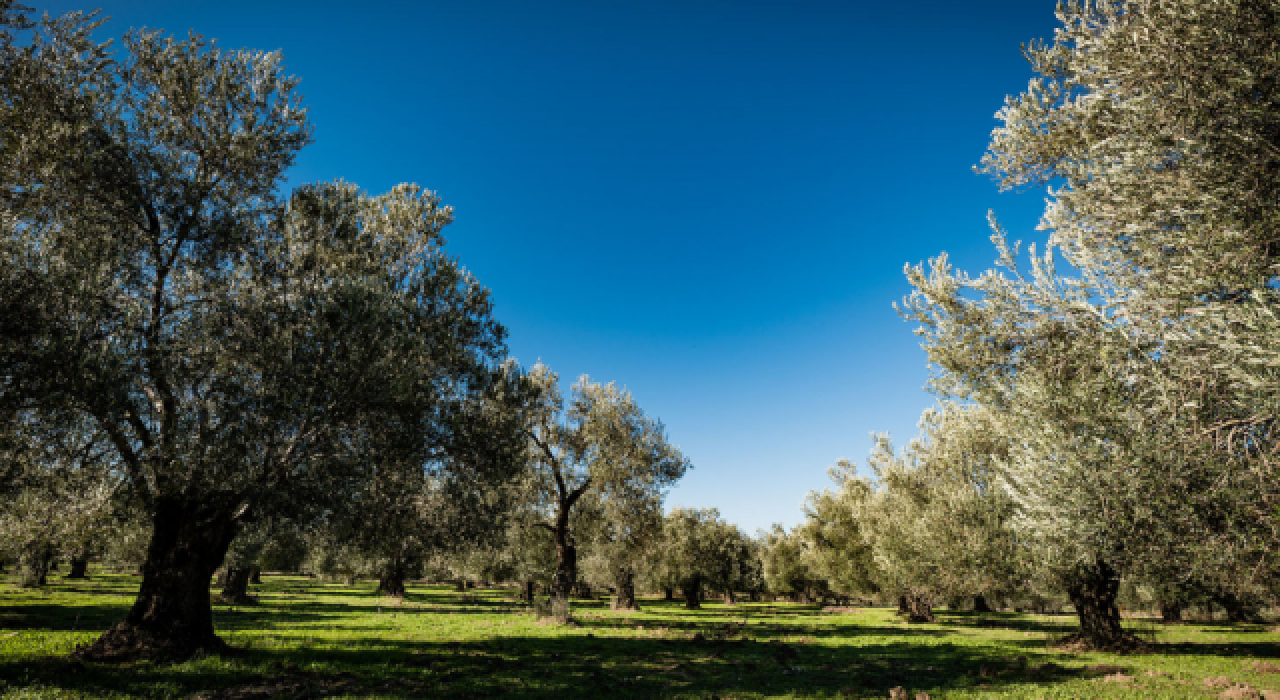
[{"left": 37, "top": 0, "right": 1058, "bottom": 534}]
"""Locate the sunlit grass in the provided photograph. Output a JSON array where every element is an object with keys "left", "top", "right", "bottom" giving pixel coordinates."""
[{"left": 0, "top": 570, "right": 1277, "bottom": 698}]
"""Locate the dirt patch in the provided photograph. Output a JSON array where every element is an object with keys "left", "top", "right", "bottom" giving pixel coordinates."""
[
  {"left": 1218, "top": 684, "right": 1264, "bottom": 700},
  {"left": 1103, "top": 673, "right": 1135, "bottom": 683},
  {"left": 1206, "top": 676, "right": 1236, "bottom": 689},
  {"left": 1249, "top": 661, "right": 1280, "bottom": 674}
]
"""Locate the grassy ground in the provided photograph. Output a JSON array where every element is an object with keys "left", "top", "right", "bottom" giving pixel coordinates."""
[{"left": 0, "top": 571, "right": 1277, "bottom": 699}]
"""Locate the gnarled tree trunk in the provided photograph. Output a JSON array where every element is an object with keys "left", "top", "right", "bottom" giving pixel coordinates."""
[
  {"left": 972, "top": 594, "right": 992, "bottom": 613},
  {"left": 20, "top": 546, "right": 53, "bottom": 588},
  {"left": 219, "top": 567, "right": 251, "bottom": 602},
  {"left": 377, "top": 558, "right": 407, "bottom": 598},
  {"left": 1065, "top": 560, "right": 1130, "bottom": 649},
  {"left": 613, "top": 567, "right": 639, "bottom": 611},
  {"left": 1216, "top": 591, "right": 1263, "bottom": 624},
  {"left": 75, "top": 499, "right": 239, "bottom": 661},
  {"left": 67, "top": 553, "right": 90, "bottom": 579},
  {"left": 905, "top": 594, "right": 934, "bottom": 623},
  {"left": 681, "top": 575, "right": 702, "bottom": 610}
]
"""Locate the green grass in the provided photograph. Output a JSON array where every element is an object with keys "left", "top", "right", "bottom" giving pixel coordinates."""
[{"left": 0, "top": 571, "right": 1277, "bottom": 698}]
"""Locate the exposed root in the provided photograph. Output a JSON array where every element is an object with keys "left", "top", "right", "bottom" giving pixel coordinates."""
[
  {"left": 1049, "top": 632, "right": 1148, "bottom": 654},
  {"left": 70, "top": 623, "right": 230, "bottom": 663}
]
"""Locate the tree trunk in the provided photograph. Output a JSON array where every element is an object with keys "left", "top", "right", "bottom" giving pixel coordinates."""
[
  {"left": 20, "top": 546, "right": 52, "bottom": 588},
  {"left": 1065, "top": 560, "right": 1130, "bottom": 649},
  {"left": 74, "top": 499, "right": 239, "bottom": 661},
  {"left": 455, "top": 579, "right": 467, "bottom": 591},
  {"left": 1159, "top": 601, "right": 1182, "bottom": 623},
  {"left": 552, "top": 523, "right": 577, "bottom": 602},
  {"left": 248, "top": 568, "right": 262, "bottom": 585},
  {"left": 897, "top": 595, "right": 909, "bottom": 614},
  {"left": 377, "top": 559, "right": 407, "bottom": 598},
  {"left": 681, "top": 576, "right": 702, "bottom": 610},
  {"left": 613, "top": 567, "right": 639, "bottom": 611},
  {"left": 219, "top": 567, "right": 251, "bottom": 602},
  {"left": 905, "top": 594, "right": 934, "bottom": 623},
  {"left": 663, "top": 587, "right": 674, "bottom": 601},
  {"left": 972, "top": 594, "right": 992, "bottom": 613},
  {"left": 723, "top": 589, "right": 736, "bottom": 605},
  {"left": 1216, "top": 591, "right": 1263, "bottom": 624},
  {"left": 67, "top": 554, "right": 90, "bottom": 579},
  {"left": 522, "top": 580, "right": 536, "bottom": 602}
]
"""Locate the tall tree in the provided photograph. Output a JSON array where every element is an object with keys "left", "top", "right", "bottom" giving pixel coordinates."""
[{"left": 1, "top": 14, "right": 510, "bottom": 659}]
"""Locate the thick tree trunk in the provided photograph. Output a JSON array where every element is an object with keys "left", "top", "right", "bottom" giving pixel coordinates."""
[
  {"left": 248, "top": 568, "right": 262, "bottom": 585},
  {"left": 1065, "top": 560, "right": 1130, "bottom": 649},
  {"left": 724, "top": 589, "right": 736, "bottom": 605},
  {"left": 681, "top": 576, "right": 702, "bottom": 610},
  {"left": 1216, "top": 591, "right": 1263, "bottom": 624},
  {"left": 1159, "top": 601, "right": 1182, "bottom": 623},
  {"left": 905, "top": 594, "right": 934, "bottom": 623},
  {"left": 663, "top": 587, "right": 674, "bottom": 601},
  {"left": 613, "top": 567, "right": 639, "bottom": 611},
  {"left": 377, "top": 559, "right": 407, "bottom": 598},
  {"left": 20, "top": 547, "right": 52, "bottom": 588},
  {"left": 551, "top": 523, "right": 577, "bottom": 602},
  {"left": 522, "top": 580, "right": 536, "bottom": 602},
  {"left": 67, "top": 554, "right": 90, "bottom": 579},
  {"left": 219, "top": 567, "right": 252, "bottom": 602},
  {"left": 74, "top": 499, "right": 239, "bottom": 661},
  {"left": 972, "top": 594, "right": 992, "bottom": 613}
]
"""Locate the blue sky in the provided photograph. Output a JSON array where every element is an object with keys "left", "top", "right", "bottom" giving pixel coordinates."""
[{"left": 39, "top": 0, "right": 1058, "bottom": 533}]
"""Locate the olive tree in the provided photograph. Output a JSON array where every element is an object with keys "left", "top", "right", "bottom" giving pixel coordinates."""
[
  {"left": 795, "top": 460, "right": 880, "bottom": 601},
  {"left": 898, "top": 0, "right": 1280, "bottom": 647},
  {"left": 524, "top": 366, "right": 690, "bottom": 601},
  {"left": 1, "top": 13, "right": 511, "bottom": 660}
]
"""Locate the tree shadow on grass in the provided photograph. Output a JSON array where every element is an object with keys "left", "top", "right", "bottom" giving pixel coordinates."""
[{"left": 0, "top": 631, "right": 1094, "bottom": 699}]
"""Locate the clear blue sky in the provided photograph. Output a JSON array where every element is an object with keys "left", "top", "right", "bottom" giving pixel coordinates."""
[{"left": 39, "top": 0, "right": 1056, "bottom": 534}]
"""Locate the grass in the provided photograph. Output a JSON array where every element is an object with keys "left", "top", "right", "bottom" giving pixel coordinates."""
[{"left": 0, "top": 571, "right": 1277, "bottom": 698}]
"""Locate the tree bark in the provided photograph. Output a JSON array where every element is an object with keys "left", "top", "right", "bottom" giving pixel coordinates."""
[
  {"left": 67, "top": 553, "right": 90, "bottom": 580},
  {"left": 1065, "top": 560, "right": 1130, "bottom": 649},
  {"left": 377, "top": 559, "right": 407, "bottom": 598},
  {"left": 248, "top": 568, "right": 262, "bottom": 585},
  {"left": 551, "top": 525, "right": 577, "bottom": 601},
  {"left": 681, "top": 576, "right": 702, "bottom": 610},
  {"left": 20, "top": 546, "right": 52, "bottom": 588},
  {"left": 1216, "top": 591, "right": 1263, "bottom": 624},
  {"left": 1159, "top": 601, "right": 1182, "bottom": 623},
  {"left": 972, "top": 594, "right": 992, "bottom": 613},
  {"left": 905, "top": 594, "right": 934, "bottom": 623},
  {"left": 723, "top": 589, "right": 736, "bottom": 605},
  {"left": 219, "top": 567, "right": 252, "bottom": 602},
  {"left": 74, "top": 498, "right": 239, "bottom": 661},
  {"left": 663, "top": 587, "right": 674, "bottom": 601},
  {"left": 613, "top": 567, "right": 639, "bottom": 611},
  {"left": 522, "top": 580, "right": 536, "bottom": 602},
  {"left": 897, "top": 595, "right": 909, "bottom": 615}
]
